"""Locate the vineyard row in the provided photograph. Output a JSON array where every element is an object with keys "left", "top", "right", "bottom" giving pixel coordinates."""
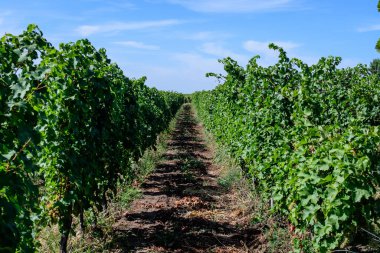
[
  {"left": 0, "top": 25, "right": 185, "bottom": 253},
  {"left": 193, "top": 44, "right": 380, "bottom": 252}
]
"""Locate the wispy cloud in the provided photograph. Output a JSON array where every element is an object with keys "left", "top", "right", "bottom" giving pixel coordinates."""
[
  {"left": 81, "top": 0, "right": 135, "bottom": 9},
  {"left": 200, "top": 42, "right": 248, "bottom": 62},
  {"left": 114, "top": 40, "right": 160, "bottom": 50},
  {"left": 167, "top": 0, "right": 298, "bottom": 13},
  {"left": 118, "top": 52, "right": 225, "bottom": 93},
  {"left": 170, "top": 52, "right": 225, "bottom": 91},
  {"left": 0, "top": 10, "right": 20, "bottom": 35},
  {"left": 182, "top": 31, "right": 231, "bottom": 41},
  {"left": 243, "top": 40, "right": 299, "bottom": 54},
  {"left": 243, "top": 40, "right": 300, "bottom": 65},
  {"left": 339, "top": 58, "right": 362, "bottom": 68},
  {"left": 185, "top": 31, "right": 217, "bottom": 40},
  {"left": 357, "top": 24, "right": 380, "bottom": 32},
  {"left": 81, "top": 1, "right": 137, "bottom": 16},
  {"left": 0, "top": 10, "right": 12, "bottom": 25},
  {"left": 76, "top": 19, "right": 182, "bottom": 36},
  {"left": 0, "top": 10, "right": 13, "bottom": 16}
]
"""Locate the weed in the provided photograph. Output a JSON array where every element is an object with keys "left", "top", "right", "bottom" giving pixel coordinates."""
[
  {"left": 217, "top": 164, "right": 241, "bottom": 189},
  {"left": 117, "top": 187, "right": 142, "bottom": 209}
]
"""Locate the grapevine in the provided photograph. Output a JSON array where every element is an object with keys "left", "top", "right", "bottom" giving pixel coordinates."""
[
  {"left": 193, "top": 44, "right": 380, "bottom": 252},
  {"left": 0, "top": 25, "right": 184, "bottom": 253}
]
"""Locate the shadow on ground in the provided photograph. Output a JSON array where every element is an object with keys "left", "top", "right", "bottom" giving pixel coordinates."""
[{"left": 110, "top": 104, "right": 261, "bottom": 253}]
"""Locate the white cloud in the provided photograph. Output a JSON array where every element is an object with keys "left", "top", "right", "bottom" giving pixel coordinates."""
[
  {"left": 77, "top": 26, "right": 99, "bottom": 36},
  {"left": 82, "top": 0, "right": 135, "bottom": 9},
  {"left": 173, "top": 52, "right": 223, "bottom": 72},
  {"left": 187, "top": 32, "right": 214, "bottom": 40},
  {"left": 167, "top": 0, "right": 297, "bottom": 13},
  {"left": 357, "top": 24, "right": 380, "bottom": 32},
  {"left": 76, "top": 19, "right": 182, "bottom": 36},
  {"left": 339, "top": 58, "right": 362, "bottom": 68},
  {"left": 243, "top": 40, "right": 299, "bottom": 54},
  {"left": 108, "top": 47, "right": 226, "bottom": 93},
  {"left": 114, "top": 41, "right": 160, "bottom": 50},
  {"left": 200, "top": 42, "right": 249, "bottom": 62},
  {"left": 201, "top": 42, "right": 233, "bottom": 57},
  {"left": 0, "top": 11, "right": 12, "bottom": 25},
  {"left": 243, "top": 40, "right": 272, "bottom": 54},
  {"left": 0, "top": 10, "right": 12, "bottom": 17},
  {"left": 167, "top": 52, "right": 226, "bottom": 92},
  {"left": 118, "top": 52, "right": 225, "bottom": 93},
  {"left": 182, "top": 31, "right": 230, "bottom": 41},
  {"left": 0, "top": 11, "right": 20, "bottom": 35},
  {"left": 243, "top": 40, "right": 301, "bottom": 65}
]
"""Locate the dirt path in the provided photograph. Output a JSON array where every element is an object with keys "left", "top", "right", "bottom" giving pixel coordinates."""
[{"left": 111, "top": 104, "right": 262, "bottom": 253}]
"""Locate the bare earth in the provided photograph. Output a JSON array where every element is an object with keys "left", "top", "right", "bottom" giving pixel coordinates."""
[{"left": 111, "top": 104, "right": 264, "bottom": 253}]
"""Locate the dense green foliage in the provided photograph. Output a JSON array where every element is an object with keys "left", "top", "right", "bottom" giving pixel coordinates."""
[
  {"left": 193, "top": 44, "right": 380, "bottom": 252},
  {"left": 0, "top": 25, "right": 184, "bottom": 252},
  {"left": 0, "top": 25, "right": 52, "bottom": 252},
  {"left": 370, "top": 59, "right": 380, "bottom": 76}
]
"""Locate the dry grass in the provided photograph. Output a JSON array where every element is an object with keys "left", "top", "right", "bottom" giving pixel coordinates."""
[{"left": 37, "top": 179, "right": 146, "bottom": 252}]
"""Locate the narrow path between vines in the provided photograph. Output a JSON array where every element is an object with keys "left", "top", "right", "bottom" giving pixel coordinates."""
[{"left": 111, "top": 104, "right": 262, "bottom": 252}]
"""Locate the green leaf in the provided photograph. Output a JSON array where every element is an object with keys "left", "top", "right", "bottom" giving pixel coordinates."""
[
  {"left": 354, "top": 188, "right": 371, "bottom": 202},
  {"left": 18, "top": 50, "right": 29, "bottom": 62},
  {"left": 2, "top": 150, "right": 16, "bottom": 160}
]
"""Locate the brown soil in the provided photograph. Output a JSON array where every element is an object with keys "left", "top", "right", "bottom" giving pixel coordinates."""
[{"left": 110, "top": 104, "right": 264, "bottom": 253}]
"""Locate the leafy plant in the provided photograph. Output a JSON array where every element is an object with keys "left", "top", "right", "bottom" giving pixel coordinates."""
[
  {"left": 0, "top": 25, "right": 185, "bottom": 253},
  {"left": 0, "top": 24, "right": 52, "bottom": 252},
  {"left": 193, "top": 44, "right": 380, "bottom": 252}
]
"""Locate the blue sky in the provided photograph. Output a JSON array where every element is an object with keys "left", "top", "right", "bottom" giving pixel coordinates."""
[{"left": 1, "top": 0, "right": 379, "bottom": 93}]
